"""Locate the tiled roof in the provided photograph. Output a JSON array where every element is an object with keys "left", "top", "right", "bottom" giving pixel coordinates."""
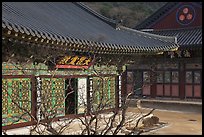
[
  {"left": 142, "top": 27, "right": 202, "bottom": 48},
  {"left": 2, "top": 2, "right": 178, "bottom": 55}
]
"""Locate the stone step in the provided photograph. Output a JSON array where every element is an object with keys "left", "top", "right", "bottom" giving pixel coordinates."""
[{"left": 127, "top": 98, "right": 202, "bottom": 113}]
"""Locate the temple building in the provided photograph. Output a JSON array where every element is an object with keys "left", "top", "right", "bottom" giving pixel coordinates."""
[
  {"left": 126, "top": 2, "right": 202, "bottom": 99},
  {"left": 2, "top": 2, "right": 178, "bottom": 129}
]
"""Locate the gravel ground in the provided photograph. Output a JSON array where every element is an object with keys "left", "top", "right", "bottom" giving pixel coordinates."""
[{"left": 127, "top": 107, "right": 202, "bottom": 135}]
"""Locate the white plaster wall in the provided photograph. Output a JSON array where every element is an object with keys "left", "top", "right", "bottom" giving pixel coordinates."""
[{"left": 77, "top": 78, "right": 87, "bottom": 113}]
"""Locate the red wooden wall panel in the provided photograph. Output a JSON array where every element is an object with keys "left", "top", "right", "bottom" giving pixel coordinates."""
[
  {"left": 156, "top": 84, "right": 163, "bottom": 96},
  {"left": 172, "top": 85, "right": 179, "bottom": 97},
  {"left": 185, "top": 85, "right": 193, "bottom": 97},
  {"left": 143, "top": 84, "right": 151, "bottom": 95}
]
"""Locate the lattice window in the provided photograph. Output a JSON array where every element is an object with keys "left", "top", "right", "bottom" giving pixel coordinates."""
[
  {"left": 41, "top": 78, "right": 65, "bottom": 118},
  {"left": 92, "top": 76, "right": 115, "bottom": 111},
  {"left": 2, "top": 78, "right": 31, "bottom": 126}
]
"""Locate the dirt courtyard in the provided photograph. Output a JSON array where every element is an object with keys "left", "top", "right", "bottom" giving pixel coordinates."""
[
  {"left": 127, "top": 107, "right": 202, "bottom": 135},
  {"left": 3, "top": 106, "right": 202, "bottom": 135}
]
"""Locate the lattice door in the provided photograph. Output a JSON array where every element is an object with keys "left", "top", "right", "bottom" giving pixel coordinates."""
[
  {"left": 2, "top": 78, "right": 31, "bottom": 126},
  {"left": 41, "top": 78, "right": 65, "bottom": 118}
]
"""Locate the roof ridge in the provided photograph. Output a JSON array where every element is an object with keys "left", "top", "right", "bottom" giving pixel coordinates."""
[
  {"left": 149, "top": 26, "right": 202, "bottom": 32},
  {"left": 119, "top": 26, "right": 176, "bottom": 43},
  {"left": 134, "top": 2, "right": 178, "bottom": 30},
  {"left": 74, "top": 2, "right": 118, "bottom": 28}
]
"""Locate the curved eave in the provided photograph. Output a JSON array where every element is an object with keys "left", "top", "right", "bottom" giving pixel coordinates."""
[
  {"left": 119, "top": 26, "right": 176, "bottom": 42},
  {"left": 2, "top": 20, "right": 178, "bottom": 56}
]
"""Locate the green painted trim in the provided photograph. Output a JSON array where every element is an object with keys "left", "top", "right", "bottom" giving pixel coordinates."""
[
  {"left": 29, "top": 79, "right": 31, "bottom": 110},
  {"left": 2, "top": 78, "right": 33, "bottom": 126},
  {"left": 19, "top": 79, "right": 22, "bottom": 109},
  {"left": 63, "top": 78, "right": 66, "bottom": 116},
  {"left": 108, "top": 79, "right": 111, "bottom": 100},
  {"left": 7, "top": 80, "right": 12, "bottom": 114},
  {"left": 52, "top": 78, "right": 55, "bottom": 108},
  {"left": 97, "top": 80, "right": 100, "bottom": 104}
]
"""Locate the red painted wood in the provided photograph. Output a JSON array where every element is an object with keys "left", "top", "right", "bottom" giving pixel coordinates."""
[
  {"left": 38, "top": 74, "right": 117, "bottom": 78},
  {"left": 179, "top": 63, "right": 185, "bottom": 99},
  {"left": 143, "top": 84, "right": 151, "bottom": 95},
  {"left": 185, "top": 85, "right": 193, "bottom": 97},
  {"left": 164, "top": 84, "right": 171, "bottom": 96},
  {"left": 150, "top": 69, "right": 157, "bottom": 98},
  {"left": 31, "top": 76, "right": 37, "bottom": 120},
  {"left": 2, "top": 121, "right": 35, "bottom": 130},
  {"left": 2, "top": 75, "right": 33, "bottom": 78},
  {"left": 156, "top": 84, "right": 163, "bottom": 96},
  {"left": 151, "top": 83, "right": 156, "bottom": 98},
  {"left": 194, "top": 85, "right": 201, "bottom": 97},
  {"left": 172, "top": 85, "right": 179, "bottom": 96},
  {"left": 121, "top": 71, "right": 127, "bottom": 97},
  {"left": 126, "top": 84, "right": 134, "bottom": 94},
  {"left": 55, "top": 64, "right": 89, "bottom": 69},
  {"left": 150, "top": 2, "right": 202, "bottom": 30}
]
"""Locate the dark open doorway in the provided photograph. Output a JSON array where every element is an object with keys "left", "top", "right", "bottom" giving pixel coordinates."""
[
  {"left": 65, "top": 78, "right": 78, "bottom": 114},
  {"left": 134, "top": 70, "right": 143, "bottom": 97}
]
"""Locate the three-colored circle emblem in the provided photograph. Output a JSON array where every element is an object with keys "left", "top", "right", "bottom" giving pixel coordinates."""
[{"left": 176, "top": 5, "right": 195, "bottom": 25}]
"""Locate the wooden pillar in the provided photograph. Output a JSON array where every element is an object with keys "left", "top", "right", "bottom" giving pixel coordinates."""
[
  {"left": 150, "top": 65, "right": 157, "bottom": 98},
  {"left": 115, "top": 75, "right": 119, "bottom": 111},
  {"left": 120, "top": 66, "right": 127, "bottom": 100},
  {"left": 86, "top": 76, "right": 91, "bottom": 113},
  {"left": 31, "top": 76, "right": 37, "bottom": 121},
  {"left": 179, "top": 62, "right": 185, "bottom": 99},
  {"left": 116, "top": 64, "right": 126, "bottom": 108}
]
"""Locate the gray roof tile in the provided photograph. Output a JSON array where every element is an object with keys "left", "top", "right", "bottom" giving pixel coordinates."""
[
  {"left": 144, "top": 27, "right": 202, "bottom": 47},
  {"left": 2, "top": 2, "right": 179, "bottom": 54}
]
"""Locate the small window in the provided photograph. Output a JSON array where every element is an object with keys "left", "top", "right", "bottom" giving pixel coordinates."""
[
  {"left": 172, "top": 71, "right": 179, "bottom": 83},
  {"left": 157, "top": 71, "right": 163, "bottom": 83},
  {"left": 194, "top": 71, "right": 201, "bottom": 84},
  {"left": 186, "top": 71, "right": 192, "bottom": 83},
  {"left": 127, "top": 72, "right": 134, "bottom": 83},
  {"left": 143, "top": 71, "right": 150, "bottom": 83},
  {"left": 164, "top": 71, "right": 170, "bottom": 83}
]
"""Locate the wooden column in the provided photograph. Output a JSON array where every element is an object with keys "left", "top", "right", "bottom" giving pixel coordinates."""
[
  {"left": 116, "top": 64, "right": 126, "bottom": 108},
  {"left": 31, "top": 76, "right": 37, "bottom": 121},
  {"left": 86, "top": 76, "right": 91, "bottom": 114},
  {"left": 115, "top": 75, "right": 119, "bottom": 111},
  {"left": 179, "top": 62, "right": 185, "bottom": 99},
  {"left": 120, "top": 66, "right": 127, "bottom": 101},
  {"left": 150, "top": 64, "right": 157, "bottom": 98}
]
